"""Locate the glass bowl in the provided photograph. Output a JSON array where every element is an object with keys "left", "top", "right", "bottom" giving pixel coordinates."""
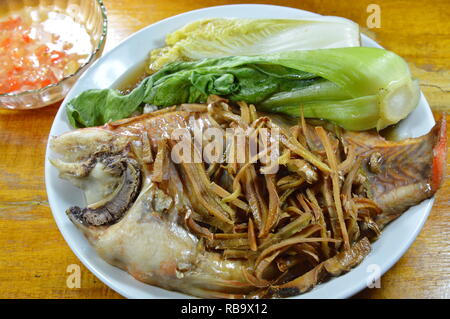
[{"left": 0, "top": 0, "right": 107, "bottom": 110}]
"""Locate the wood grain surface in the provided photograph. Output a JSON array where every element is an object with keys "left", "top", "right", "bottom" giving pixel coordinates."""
[{"left": 0, "top": 0, "right": 448, "bottom": 299}]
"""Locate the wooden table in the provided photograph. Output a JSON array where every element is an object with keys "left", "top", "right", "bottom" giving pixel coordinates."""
[{"left": 0, "top": 0, "right": 448, "bottom": 299}]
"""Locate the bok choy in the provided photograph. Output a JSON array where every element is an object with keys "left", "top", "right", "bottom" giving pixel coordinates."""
[
  {"left": 148, "top": 17, "right": 360, "bottom": 73},
  {"left": 67, "top": 47, "right": 420, "bottom": 131}
]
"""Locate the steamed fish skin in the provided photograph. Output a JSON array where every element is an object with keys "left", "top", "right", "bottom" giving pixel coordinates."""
[{"left": 49, "top": 108, "right": 445, "bottom": 298}]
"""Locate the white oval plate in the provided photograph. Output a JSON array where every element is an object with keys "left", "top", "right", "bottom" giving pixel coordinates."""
[{"left": 45, "top": 4, "right": 435, "bottom": 299}]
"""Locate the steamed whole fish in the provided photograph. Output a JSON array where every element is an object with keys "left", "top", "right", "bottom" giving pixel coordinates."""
[{"left": 49, "top": 100, "right": 446, "bottom": 298}]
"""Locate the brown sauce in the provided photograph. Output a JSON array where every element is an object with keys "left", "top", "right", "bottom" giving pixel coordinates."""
[{"left": 114, "top": 60, "right": 149, "bottom": 94}]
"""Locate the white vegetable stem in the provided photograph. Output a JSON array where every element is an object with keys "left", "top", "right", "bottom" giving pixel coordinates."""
[
  {"left": 148, "top": 17, "right": 360, "bottom": 73},
  {"left": 266, "top": 47, "right": 420, "bottom": 130}
]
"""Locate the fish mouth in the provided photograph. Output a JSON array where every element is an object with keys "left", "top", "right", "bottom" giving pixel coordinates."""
[{"left": 55, "top": 152, "right": 142, "bottom": 227}]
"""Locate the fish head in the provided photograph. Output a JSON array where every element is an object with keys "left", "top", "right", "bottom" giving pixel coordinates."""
[{"left": 49, "top": 128, "right": 142, "bottom": 239}]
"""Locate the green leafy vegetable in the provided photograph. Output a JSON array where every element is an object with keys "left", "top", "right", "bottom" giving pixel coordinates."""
[
  {"left": 67, "top": 47, "right": 420, "bottom": 131},
  {"left": 148, "top": 17, "right": 360, "bottom": 73},
  {"left": 66, "top": 80, "right": 148, "bottom": 128}
]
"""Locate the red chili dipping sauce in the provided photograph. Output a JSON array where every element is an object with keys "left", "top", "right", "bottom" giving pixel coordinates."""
[{"left": 0, "top": 12, "right": 92, "bottom": 95}]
